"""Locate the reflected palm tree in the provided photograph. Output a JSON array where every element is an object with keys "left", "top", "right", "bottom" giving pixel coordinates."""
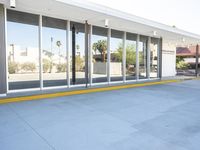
[{"left": 56, "top": 40, "right": 62, "bottom": 64}]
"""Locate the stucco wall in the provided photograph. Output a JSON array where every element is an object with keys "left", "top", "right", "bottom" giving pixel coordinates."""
[{"left": 162, "top": 39, "right": 176, "bottom": 77}]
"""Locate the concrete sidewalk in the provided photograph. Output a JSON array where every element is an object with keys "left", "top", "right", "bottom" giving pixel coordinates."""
[{"left": 0, "top": 80, "right": 200, "bottom": 150}]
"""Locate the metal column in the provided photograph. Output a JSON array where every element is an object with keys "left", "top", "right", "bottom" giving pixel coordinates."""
[
  {"left": 123, "top": 32, "right": 126, "bottom": 82},
  {"left": 85, "top": 21, "right": 89, "bottom": 87},
  {"left": 107, "top": 28, "right": 111, "bottom": 84},
  {"left": 196, "top": 44, "right": 199, "bottom": 77},
  {"left": 39, "top": 15, "right": 43, "bottom": 90},
  {"left": 89, "top": 25, "right": 92, "bottom": 86},
  {"left": 67, "top": 20, "right": 70, "bottom": 87},
  {"left": 136, "top": 34, "right": 140, "bottom": 80},
  {"left": 147, "top": 37, "right": 151, "bottom": 79},
  {"left": 72, "top": 25, "right": 76, "bottom": 85},
  {"left": 0, "top": 4, "right": 7, "bottom": 95},
  {"left": 159, "top": 38, "right": 163, "bottom": 78}
]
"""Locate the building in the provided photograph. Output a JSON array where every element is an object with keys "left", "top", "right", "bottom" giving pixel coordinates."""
[
  {"left": 0, "top": 0, "right": 200, "bottom": 96},
  {"left": 177, "top": 46, "right": 200, "bottom": 68}
]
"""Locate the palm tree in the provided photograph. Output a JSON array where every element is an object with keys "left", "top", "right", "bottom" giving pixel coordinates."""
[
  {"left": 76, "top": 44, "right": 80, "bottom": 51},
  {"left": 92, "top": 40, "right": 107, "bottom": 62},
  {"left": 56, "top": 40, "right": 62, "bottom": 64}
]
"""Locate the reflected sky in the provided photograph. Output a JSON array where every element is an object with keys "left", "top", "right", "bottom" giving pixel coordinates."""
[{"left": 8, "top": 21, "right": 124, "bottom": 55}]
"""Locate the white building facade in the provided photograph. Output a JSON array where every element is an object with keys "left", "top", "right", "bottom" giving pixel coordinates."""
[{"left": 0, "top": 0, "right": 200, "bottom": 95}]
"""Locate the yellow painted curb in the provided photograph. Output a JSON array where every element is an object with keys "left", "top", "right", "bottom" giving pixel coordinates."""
[{"left": 0, "top": 80, "right": 179, "bottom": 104}]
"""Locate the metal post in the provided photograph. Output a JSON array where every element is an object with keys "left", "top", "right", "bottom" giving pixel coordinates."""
[
  {"left": 159, "top": 38, "right": 163, "bottom": 78},
  {"left": 0, "top": 4, "right": 7, "bottom": 95},
  {"left": 107, "top": 28, "right": 111, "bottom": 84},
  {"left": 196, "top": 44, "right": 199, "bottom": 77},
  {"left": 72, "top": 24, "right": 76, "bottom": 85},
  {"left": 39, "top": 15, "right": 43, "bottom": 90},
  {"left": 147, "top": 37, "right": 151, "bottom": 79},
  {"left": 5, "top": 7, "right": 8, "bottom": 93},
  {"left": 85, "top": 21, "right": 89, "bottom": 87},
  {"left": 123, "top": 32, "right": 126, "bottom": 82},
  {"left": 136, "top": 34, "right": 140, "bottom": 80},
  {"left": 89, "top": 25, "right": 92, "bottom": 86},
  {"left": 67, "top": 20, "right": 70, "bottom": 87}
]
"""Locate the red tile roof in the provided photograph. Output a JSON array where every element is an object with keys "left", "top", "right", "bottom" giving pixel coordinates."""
[{"left": 176, "top": 46, "right": 198, "bottom": 56}]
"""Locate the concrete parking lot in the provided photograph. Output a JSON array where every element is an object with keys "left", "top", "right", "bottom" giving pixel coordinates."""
[{"left": 0, "top": 79, "right": 200, "bottom": 150}]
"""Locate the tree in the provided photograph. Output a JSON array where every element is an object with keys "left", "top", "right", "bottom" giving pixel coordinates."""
[
  {"left": 92, "top": 43, "right": 98, "bottom": 55},
  {"left": 176, "top": 56, "right": 189, "bottom": 70},
  {"left": 92, "top": 40, "right": 107, "bottom": 62},
  {"left": 176, "top": 60, "right": 190, "bottom": 70},
  {"left": 76, "top": 45, "right": 80, "bottom": 51},
  {"left": 176, "top": 56, "right": 184, "bottom": 64},
  {"left": 113, "top": 43, "right": 136, "bottom": 67},
  {"left": 56, "top": 40, "right": 62, "bottom": 64}
]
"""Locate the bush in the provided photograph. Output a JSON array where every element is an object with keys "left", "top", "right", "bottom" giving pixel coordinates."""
[
  {"left": 176, "top": 56, "right": 184, "bottom": 64},
  {"left": 43, "top": 59, "right": 52, "bottom": 73},
  {"left": 8, "top": 61, "right": 19, "bottom": 74},
  {"left": 21, "top": 62, "right": 36, "bottom": 72},
  {"left": 56, "top": 63, "right": 67, "bottom": 73},
  {"left": 76, "top": 56, "right": 84, "bottom": 71},
  {"left": 176, "top": 61, "right": 190, "bottom": 70}
]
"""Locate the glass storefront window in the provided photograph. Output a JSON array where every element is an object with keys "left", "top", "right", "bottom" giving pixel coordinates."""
[
  {"left": 7, "top": 10, "right": 40, "bottom": 90},
  {"left": 6, "top": 9, "right": 160, "bottom": 91},
  {"left": 110, "top": 29, "right": 123, "bottom": 82},
  {"left": 42, "top": 16, "right": 67, "bottom": 87},
  {"left": 150, "top": 38, "right": 159, "bottom": 78},
  {"left": 126, "top": 33, "right": 137, "bottom": 80},
  {"left": 92, "top": 26, "right": 108, "bottom": 83},
  {"left": 139, "top": 35, "right": 148, "bottom": 79}
]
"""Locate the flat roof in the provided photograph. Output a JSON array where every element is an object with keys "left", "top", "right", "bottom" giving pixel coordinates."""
[{"left": 1, "top": 0, "right": 200, "bottom": 45}]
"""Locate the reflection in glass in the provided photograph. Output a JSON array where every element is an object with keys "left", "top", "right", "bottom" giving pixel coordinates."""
[
  {"left": 110, "top": 29, "right": 123, "bottom": 82},
  {"left": 126, "top": 33, "right": 137, "bottom": 80},
  {"left": 7, "top": 10, "right": 40, "bottom": 90},
  {"left": 150, "top": 38, "right": 159, "bottom": 78},
  {"left": 70, "top": 22, "right": 85, "bottom": 85},
  {"left": 139, "top": 35, "right": 148, "bottom": 79},
  {"left": 42, "top": 16, "right": 67, "bottom": 87},
  {"left": 92, "top": 26, "right": 108, "bottom": 83}
]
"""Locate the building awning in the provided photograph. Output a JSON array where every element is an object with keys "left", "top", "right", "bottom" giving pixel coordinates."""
[{"left": 2, "top": 0, "right": 200, "bottom": 45}]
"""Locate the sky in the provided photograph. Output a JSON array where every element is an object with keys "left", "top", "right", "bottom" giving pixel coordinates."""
[{"left": 87, "top": 0, "right": 200, "bottom": 35}]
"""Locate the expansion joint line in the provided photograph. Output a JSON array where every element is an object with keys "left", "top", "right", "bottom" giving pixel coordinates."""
[{"left": 7, "top": 104, "right": 57, "bottom": 150}]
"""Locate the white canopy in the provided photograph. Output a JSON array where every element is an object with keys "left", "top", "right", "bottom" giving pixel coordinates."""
[{"left": 2, "top": 0, "right": 200, "bottom": 45}]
